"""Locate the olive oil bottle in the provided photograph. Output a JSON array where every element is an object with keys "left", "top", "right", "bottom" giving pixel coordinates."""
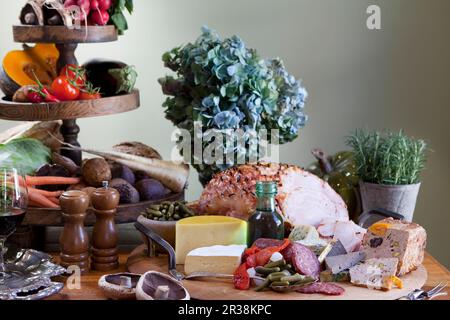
[{"left": 247, "top": 181, "right": 284, "bottom": 246}]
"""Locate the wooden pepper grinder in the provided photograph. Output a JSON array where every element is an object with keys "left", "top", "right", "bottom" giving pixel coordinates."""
[
  {"left": 59, "top": 190, "right": 90, "bottom": 274},
  {"left": 91, "top": 181, "right": 120, "bottom": 271}
]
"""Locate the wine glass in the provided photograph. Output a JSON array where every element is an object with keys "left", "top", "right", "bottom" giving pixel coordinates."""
[{"left": 0, "top": 167, "right": 28, "bottom": 285}]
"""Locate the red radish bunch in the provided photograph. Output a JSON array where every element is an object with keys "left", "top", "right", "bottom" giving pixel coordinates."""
[{"left": 64, "top": 0, "right": 112, "bottom": 26}]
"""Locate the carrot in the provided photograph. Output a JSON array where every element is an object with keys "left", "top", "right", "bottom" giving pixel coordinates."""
[
  {"left": 28, "top": 200, "right": 42, "bottom": 208},
  {"left": 47, "top": 197, "right": 60, "bottom": 206},
  {"left": 28, "top": 191, "right": 59, "bottom": 209},
  {"left": 28, "top": 188, "right": 64, "bottom": 198},
  {"left": 25, "top": 176, "right": 81, "bottom": 187}
]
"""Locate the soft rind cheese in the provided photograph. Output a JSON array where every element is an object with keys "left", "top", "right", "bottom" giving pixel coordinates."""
[
  {"left": 184, "top": 245, "right": 247, "bottom": 275},
  {"left": 175, "top": 216, "right": 247, "bottom": 264}
]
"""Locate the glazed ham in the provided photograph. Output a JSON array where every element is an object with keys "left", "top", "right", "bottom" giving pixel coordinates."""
[{"left": 198, "top": 163, "right": 349, "bottom": 226}]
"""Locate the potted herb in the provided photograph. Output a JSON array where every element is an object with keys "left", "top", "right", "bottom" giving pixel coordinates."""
[
  {"left": 346, "top": 130, "right": 427, "bottom": 222},
  {"left": 159, "top": 27, "right": 308, "bottom": 185}
]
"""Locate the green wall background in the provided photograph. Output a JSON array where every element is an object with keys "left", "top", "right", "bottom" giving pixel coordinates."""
[{"left": 0, "top": 0, "right": 449, "bottom": 267}]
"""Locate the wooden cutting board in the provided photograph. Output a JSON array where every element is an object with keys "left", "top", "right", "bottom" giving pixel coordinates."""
[{"left": 126, "top": 245, "right": 428, "bottom": 300}]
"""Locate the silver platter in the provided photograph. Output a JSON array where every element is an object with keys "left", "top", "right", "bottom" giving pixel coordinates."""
[{"left": 0, "top": 248, "right": 66, "bottom": 300}]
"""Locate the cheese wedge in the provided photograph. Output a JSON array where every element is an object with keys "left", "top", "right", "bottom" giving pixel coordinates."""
[
  {"left": 175, "top": 216, "right": 247, "bottom": 264},
  {"left": 184, "top": 245, "right": 247, "bottom": 275}
]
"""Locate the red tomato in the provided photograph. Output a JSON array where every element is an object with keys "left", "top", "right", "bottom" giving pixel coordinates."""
[
  {"left": 60, "top": 64, "right": 86, "bottom": 87},
  {"left": 51, "top": 76, "right": 80, "bottom": 101},
  {"left": 79, "top": 91, "right": 102, "bottom": 100}
]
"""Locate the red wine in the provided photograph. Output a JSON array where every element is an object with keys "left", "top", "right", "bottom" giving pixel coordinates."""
[{"left": 0, "top": 208, "right": 26, "bottom": 237}]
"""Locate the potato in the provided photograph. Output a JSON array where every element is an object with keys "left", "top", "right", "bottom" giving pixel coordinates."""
[{"left": 82, "top": 158, "right": 112, "bottom": 187}]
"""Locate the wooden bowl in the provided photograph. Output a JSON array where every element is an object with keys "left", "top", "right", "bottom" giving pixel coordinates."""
[
  {"left": 22, "top": 192, "right": 185, "bottom": 227},
  {"left": 137, "top": 215, "right": 176, "bottom": 253},
  {"left": 0, "top": 90, "right": 140, "bottom": 121},
  {"left": 13, "top": 25, "right": 118, "bottom": 44}
]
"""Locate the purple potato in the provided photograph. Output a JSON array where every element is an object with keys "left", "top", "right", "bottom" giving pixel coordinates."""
[
  {"left": 134, "top": 171, "right": 150, "bottom": 183},
  {"left": 111, "top": 164, "right": 136, "bottom": 186},
  {"left": 109, "top": 178, "right": 140, "bottom": 204},
  {"left": 135, "top": 179, "right": 169, "bottom": 201}
]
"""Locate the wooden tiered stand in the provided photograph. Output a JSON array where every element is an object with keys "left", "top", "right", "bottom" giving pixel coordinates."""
[{"left": 0, "top": 25, "right": 184, "bottom": 248}]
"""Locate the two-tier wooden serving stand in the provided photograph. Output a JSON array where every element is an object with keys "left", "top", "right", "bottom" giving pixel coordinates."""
[{"left": 0, "top": 25, "right": 183, "bottom": 249}]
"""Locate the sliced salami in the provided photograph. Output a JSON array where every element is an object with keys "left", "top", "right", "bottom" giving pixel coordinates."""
[
  {"left": 295, "top": 282, "right": 345, "bottom": 296},
  {"left": 252, "top": 238, "right": 284, "bottom": 249},
  {"left": 281, "top": 245, "right": 294, "bottom": 263},
  {"left": 291, "top": 243, "right": 321, "bottom": 278}
]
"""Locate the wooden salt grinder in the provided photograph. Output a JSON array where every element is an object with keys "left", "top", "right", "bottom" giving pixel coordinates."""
[
  {"left": 59, "top": 190, "right": 90, "bottom": 274},
  {"left": 91, "top": 182, "right": 120, "bottom": 271}
]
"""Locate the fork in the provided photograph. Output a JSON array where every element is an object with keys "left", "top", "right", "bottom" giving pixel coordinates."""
[{"left": 402, "top": 282, "right": 448, "bottom": 300}]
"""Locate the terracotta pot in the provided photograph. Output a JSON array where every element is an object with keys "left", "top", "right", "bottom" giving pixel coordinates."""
[
  {"left": 359, "top": 181, "right": 421, "bottom": 222},
  {"left": 137, "top": 215, "right": 176, "bottom": 253}
]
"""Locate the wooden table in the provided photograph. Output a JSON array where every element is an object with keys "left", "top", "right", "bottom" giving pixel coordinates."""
[{"left": 46, "top": 252, "right": 450, "bottom": 300}]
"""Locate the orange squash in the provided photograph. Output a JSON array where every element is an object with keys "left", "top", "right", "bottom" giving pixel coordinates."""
[{"left": 0, "top": 44, "right": 59, "bottom": 98}]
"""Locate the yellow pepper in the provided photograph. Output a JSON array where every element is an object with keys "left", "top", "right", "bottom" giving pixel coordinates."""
[
  {"left": 382, "top": 276, "right": 403, "bottom": 290},
  {"left": 390, "top": 276, "right": 403, "bottom": 289},
  {"left": 368, "top": 222, "right": 391, "bottom": 236}
]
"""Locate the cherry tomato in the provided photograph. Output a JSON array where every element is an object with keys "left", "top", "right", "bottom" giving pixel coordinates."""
[
  {"left": 79, "top": 91, "right": 102, "bottom": 100},
  {"left": 60, "top": 64, "right": 86, "bottom": 87},
  {"left": 51, "top": 76, "right": 80, "bottom": 101}
]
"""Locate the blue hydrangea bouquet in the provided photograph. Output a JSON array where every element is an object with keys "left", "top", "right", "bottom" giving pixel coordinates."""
[{"left": 159, "top": 27, "right": 308, "bottom": 185}]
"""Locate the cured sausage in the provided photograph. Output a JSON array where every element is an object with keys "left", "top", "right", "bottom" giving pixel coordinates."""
[
  {"left": 295, "top": 282, "right": 345, "bottom": 296},
  {"left": 291, "top": 243, "right": 321, "bottom": 278},
  {"left": 281, "top": 245, "right": 294, "bottom": 262},
  {"left": 252, "top": 238, "right": 284, "bottom": 249}
]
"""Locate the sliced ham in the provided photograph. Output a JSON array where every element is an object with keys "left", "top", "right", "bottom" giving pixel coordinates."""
[
  {"left": 318, "top": 220, "right": 367, "bottom": 252},
  {"left": 198, "top": 163, "right": 348, "bottom": 225}
]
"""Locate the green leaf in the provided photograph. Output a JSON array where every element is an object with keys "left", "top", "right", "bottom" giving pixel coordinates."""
[
  {"left": 111, "top": 12, "right": 128, "bottom": 33},
  {"left": 125, "top": 0, "right": 134, "bottom": 14},
  {"left": 0, "top": 138, "right": 51, "bottom": 175},
  {"left": 115, "top": 0, "right": 126, "bottom": 10}
]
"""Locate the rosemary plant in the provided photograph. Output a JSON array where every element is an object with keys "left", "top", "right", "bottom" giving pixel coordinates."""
[{"left": 346, "top": 130, "right": 427, "bottom": 185}]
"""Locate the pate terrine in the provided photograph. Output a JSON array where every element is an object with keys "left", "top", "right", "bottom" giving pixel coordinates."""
[
  {"left": 350, "top": 258, "right": 402, "bottom": 291},
  {"left": 363, "top": 218, "right": 427, "bottom": 276}
]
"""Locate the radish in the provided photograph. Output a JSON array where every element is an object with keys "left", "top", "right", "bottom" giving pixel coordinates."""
[
  {"left": 97, "top": 0, "right": 112, "bottom": 11},
  {"left": 77, "top": 0, "right": 91, "bottom": 21},
  {"left": 77, "top": 0, "right": 91, "bottom": 12},
  {"left": 64, "top": 0, "right": 78, "bottom": 7},
  {"left": 90, "top": 0, "right": 100, "bottom": 10},
  {"left": 90, "top": 10, "right": 109, "bottom": 26}
]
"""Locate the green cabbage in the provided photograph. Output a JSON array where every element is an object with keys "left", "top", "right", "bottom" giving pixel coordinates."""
[{"left": 0, "top": 138, "right": 51, "bottom": 175}]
